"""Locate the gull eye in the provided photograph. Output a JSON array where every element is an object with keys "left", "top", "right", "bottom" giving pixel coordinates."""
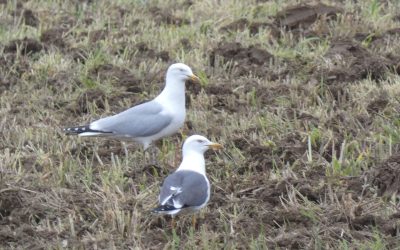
[{"left": 196, "top": 139, "right": 204, "bottom": 143}]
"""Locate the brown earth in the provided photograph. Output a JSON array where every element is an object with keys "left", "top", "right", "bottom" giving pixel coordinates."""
[
  {"left": 16, "top": 8, "right": 39, "bottom": 27},
  {"left": 220, "top": 3, "right": 343, "bottom": 38},
  {"left": 220, "top": 18, "right": 280, "bottom": 36},
  {"left": 4, "top": 37, "right": 43, "bottom": 55},
  {"left": 210, "top": 42, "right": 277, "bottom": 78},
  {"left": 369, "top": 153, "right": 400, "bottom": 198},
  {"left": 88, "top": 64, "right": 142, "bottom": 91},
  {"left": 40, "top": 28, "right": 69, "bottom": 49},
  {"left": 275, "top": 3, "right": 343, "bottom": 31},
  {"left": 135, "top": 42, "right": 170, "bottom": 62},
  {"left": 149, "top": 6, "right": 190, "bottom": 26},
  {"left": 313, "top": 38, "right": 393, "bottom": 84}
]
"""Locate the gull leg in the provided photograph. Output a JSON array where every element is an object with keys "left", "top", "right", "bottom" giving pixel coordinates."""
[
  {"left": 144, "top": 146, "right": 159, "bottom": 167},
  {"left": 174, "top": 140, "right": 180, "bottom": 166},
  {"left": 192, "top": 214, "right": 197, "bottom": 229},
  {"left": 122, "top": 142, "right": 128, "bottom": 157},
  {"left": 122, "top": 142, "right": 129, "bottom": 161},
  {"left": 149, "top": 146, "right": 160, "bottom": 167},
  {"left": 151, "top": 146, "right": 158, "bottom": 166},
  {"left": 171, "top": 216, "right": 176, "bottom": 230}
]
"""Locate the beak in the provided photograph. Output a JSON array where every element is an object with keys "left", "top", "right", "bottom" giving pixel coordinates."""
[
  {"left": 208, "top": 142, "right": 223, "bottom": 150},
  {"left": 188, "top": 74, "right": 200, "bottom": 84}
]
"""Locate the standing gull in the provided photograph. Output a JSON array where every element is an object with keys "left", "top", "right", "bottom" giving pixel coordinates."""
[
  {"left": 63, "top": 63, "right": 199, "bottom": 152},
  {"left": 152, "top": 135, "right": 223, "bottom": 228}
]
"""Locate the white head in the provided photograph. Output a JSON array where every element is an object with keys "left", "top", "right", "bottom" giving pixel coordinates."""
[
  {"left": 182, "top": 135, "right": 223, "bottom": 156},
  {"left": 166, "top": 63, "right": 199, "bottom": 83}
]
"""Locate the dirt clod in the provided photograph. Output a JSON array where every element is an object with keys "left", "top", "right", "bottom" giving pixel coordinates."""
[
  {"left": 4, "top": 38, "right": 43, "bottom": 55},
  {"left": 88, "top": 29, "right": 108, "bottom": 43},
  {"left": 220, "top": 18, "right": 279, "bottom": 36},
  {"left": 68, "top": 47, "right": 88, "bottom": 62},
  {"left": 211, "top": 42, "right": 272, "bottom": 66},
  {"left": 19, "top": 9, "right": 39, "bottom": 27},
  {"left": 70, "top": 88, "right": 107, "bottom": 114},
  {"left": 40, "top": 28, "right": 68, "bottom": 49},
  {"left": 367, "top": 92, "right": 389, "bottom": 114},
  {"left": 210, "top": 42, "right": 274, "bottom": 77},
  {"left": 275, "top": 3, "right": 343, "bottom": 30},
  {"left": 89, "top": 64, "right": 141, "bottom": 91},
  {"left": 179, "top": 38, "right": 192, "bottom": 50},
  {"left": 220, "top": 18, "right": 251, "bottom": 33},
  {"left": 134, "top": 42, "right": 171, "bottom": 62},
  {"left": 351, "top": 214, "right": 377, "bottom": 230},
  {"left": 314, "top": 39, "right": 392, "bottom": 84},
  {"left": 369, "top": 153, "right": 400, "bottom": 198},
  {"left": 149, "top": 7, "right": 189, "bottom": 26}
]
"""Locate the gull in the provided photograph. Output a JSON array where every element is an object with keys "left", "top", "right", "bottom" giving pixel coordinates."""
[
  {"left": 152, "top": 135, "right": 223, "bottom": 228},
  {"left": 63, "top": 63, "right": 199, "bottom": 157}
]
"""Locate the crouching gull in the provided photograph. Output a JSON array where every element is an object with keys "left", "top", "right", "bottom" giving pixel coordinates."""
[
  {"left": 152, "top": 135, "right": 223, "bottom": 228},
  {"left": 63, "top": 63, "right": 199, "bottom": 152}
]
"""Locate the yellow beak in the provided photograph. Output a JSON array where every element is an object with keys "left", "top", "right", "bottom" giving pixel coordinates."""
[
  {"left": 208, "top": 142, "right": 223, "bottom": 150},
  {"left": 188, "top": 74, "right": 201, "bottom": 84}
]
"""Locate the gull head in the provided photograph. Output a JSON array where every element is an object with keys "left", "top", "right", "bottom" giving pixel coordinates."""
[
  {"left": 166, "top": 63, "right": 200, "bottom": 83},
  {"left": 182, "top": 135, "right": 223, "bottom": 155}
]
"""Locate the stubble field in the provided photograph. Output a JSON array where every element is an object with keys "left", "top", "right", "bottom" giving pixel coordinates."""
[{"left": 1, "top": 0, "right": 400, "bottom": 249}]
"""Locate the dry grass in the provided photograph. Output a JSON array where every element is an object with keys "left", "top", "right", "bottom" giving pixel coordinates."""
[{"left": 1, "top": 0, "right": 400, "bottom": 249}]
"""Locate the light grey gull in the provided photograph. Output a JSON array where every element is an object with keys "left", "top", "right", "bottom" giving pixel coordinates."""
[{"left": 63, "top": 63, "right": 199, "bottom": 152}]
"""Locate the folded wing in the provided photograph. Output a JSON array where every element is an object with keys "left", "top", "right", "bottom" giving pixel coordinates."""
[
  {"left": 153, "top": 170, "right": 209, "bottom": 215},
  {"left": 65, "top": 100, "right": 173, "bottom": 138}
]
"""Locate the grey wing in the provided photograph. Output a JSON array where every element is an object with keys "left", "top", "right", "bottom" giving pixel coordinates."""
[
  {"left": 90, "top": 100, "right": 173, "bottom": 137},
  {"left": 159, "top": 170, "right": 209, "bottom": 208}
]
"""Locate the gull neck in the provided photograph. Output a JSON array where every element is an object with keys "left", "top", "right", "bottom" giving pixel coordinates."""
[
  {"left": 177, "top": 150, "right": 206, "bottom": 175},
  {"left": 155, "top": 76, "right": 186, "bottom": 107}
]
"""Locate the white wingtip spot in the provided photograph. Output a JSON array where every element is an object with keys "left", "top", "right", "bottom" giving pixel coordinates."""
[
  {"left": 170, "top": 186, "right": 182, "bottom": 193},
  {"left": 75, "top": 128, "right": 79, "bottom": 131}
]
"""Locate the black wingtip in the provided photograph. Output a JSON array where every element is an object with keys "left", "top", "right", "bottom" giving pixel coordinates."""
[
  {"left": 63, "top": 125, "right": 104, "bottom": 135},
  {"left": 152, "top": 205, "right": 178, "bottom": 213}
]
